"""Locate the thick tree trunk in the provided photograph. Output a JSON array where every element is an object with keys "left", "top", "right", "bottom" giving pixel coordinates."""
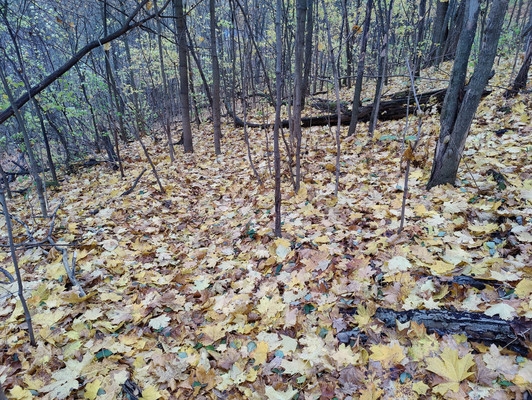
[
  {"left": 427, "top": 0, "right": 449, "bottom": 66},
  {"left": 347, "top": 0, "right": 373, "bottom": 136},
  {"left": 154, "top": 0, "right": 175, "bottom": 162},
  {"left": 174, "top": 0, "right": 193, "bottom": 152},
  {"left": 368, "top": 0, "right": 393, "bottom": 136},
  {"left": 427, "top": 0, "right": 510, "bottom": 189}
]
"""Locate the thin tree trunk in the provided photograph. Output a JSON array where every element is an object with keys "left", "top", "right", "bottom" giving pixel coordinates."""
[
  {"left": 293, "top": 0, "right": 307, "bottom": 192},
  {"left": 413, "top": 0, "right": 427, "bottom": 78},
  {"left": 273, "top": 0, "right": 283, "bottom": 238},
  {"left": 76, "top": 66, "right": 101, "bottom": 153},
  {"left": 210, "top": 0, "right": 222, "bottom": 155},
  {"left": 103, "top": 0, "right": 128, "bottom": 143},
  {"left": 321, "top": 0, "right": 342, "bottom": 196},
  {"left": 0, "top": 67, "right": 47, "bottom": 218},
  {"left": 1, "top": 13, "right": 58, "bottom": 183},
  {"left": 505, "top": 6, "right": 532, "bottom": 98},
  {"left": 0, "top": 191, "right": 36, "bottom": 346}
]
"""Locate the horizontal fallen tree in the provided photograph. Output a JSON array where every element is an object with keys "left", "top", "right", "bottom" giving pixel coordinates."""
[
  {"left": 228, "top": 87, "right": 491, "bottom": 129},
  {"left": 338, "top": 306, "right": 531, "bottom": 356}
]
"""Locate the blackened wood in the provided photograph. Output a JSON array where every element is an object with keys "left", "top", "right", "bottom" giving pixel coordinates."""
[{"left": 339, "top": 306, "right": 531, "bottom": 355}]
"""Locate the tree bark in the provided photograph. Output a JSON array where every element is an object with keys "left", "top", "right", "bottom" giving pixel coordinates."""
[
  {"left": 505, "top": 5, "right": 532, "bottom": 98},
  {"left": 174, "top": 0, "right": 194, "bottom": 152},
  {"left": 427, "top": 0, "right": 510, "bottom": 189},
  {"left": 292, "top": 0, "right": 307, "bottom": 192},
  {"left": 347, "top": 0, "right": 373, "bottom": 136},
  {"left": 273, "top": 0, "right": 283, "bottom": 238},
  {"left": 0, "top": 67, "right": 48, "bottom": 218},
  {"left": 210, "top": 0, "right": 222, "bottom": 155}
]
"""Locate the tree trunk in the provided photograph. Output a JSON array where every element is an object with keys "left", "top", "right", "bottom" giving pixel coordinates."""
[
  {"left": 273, "top": 0, "right": 283, "bottom": 238},
  {"left": 174, "top": 0, "right": 194, "bottom": 152},
  {"left": 369, "top": 0, "right": 393, "bottom": 136},
  {"left": 427, "top": 0, "right": 510, "bottom": 189},
  {"left": 505, "top": 6, "right": 532, "bottom": 98},
  {"left": 154, "top": 0, "right": 175, "bottom": 162},
  {"left": 413, "top": 0, "right": 427, "bottom": 78},
  {"left": 292, "top": 0, "right": 307, "bottom": 192},
  {"left": 0, "top": 67, "right": 48, "bottom": 218},
  {"left": 347, "top": 0, "right": 373, "bottom": 136},
  {"left": 1, "top": 12, "right": 58, "bottom": 184},
  {"left": 210, "top": 0, "right": 222, "bottom": 155},
  {"left": 302, "top": 0, "right": 314, "bottom": 105},
  {"left": 321, "top": 0, "right": 342, "bottom": 196},
  {"left": 103, "top": 0, "right": 128, "bottom": 143}
]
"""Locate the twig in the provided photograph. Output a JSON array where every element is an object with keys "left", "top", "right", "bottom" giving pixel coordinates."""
[
  {"left": 9, "top": 213, "right": 35, "bottom": 242},
  {"left": 49, "top": 237, "right": 86, "bottom": 297},
  {"left": 463, "top": 158, "right": 481, "bottom": 191},
  {"left": 120, "top": 168, "right": 147, "bottom": 196},
  {"left": 0, "top": 266, "right": 14, "bottom": 283}
]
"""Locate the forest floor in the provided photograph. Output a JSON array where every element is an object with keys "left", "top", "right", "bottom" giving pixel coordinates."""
[{"left": 1, "top": 61, "right": 532, "bottom": 399}]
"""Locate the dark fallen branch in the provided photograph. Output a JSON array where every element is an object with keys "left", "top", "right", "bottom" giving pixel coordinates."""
[
  {"left": 0, "top": 266, "right": 15, "bottom": 283},
  {"left": 229, "top": 88, "right": 491, "bottom": 129},
  {"left": 121, "top": 168, "right": 147, "bottom": 196},
  {"left": 339, "top": 307, "right": 531, "bottom": 355}
]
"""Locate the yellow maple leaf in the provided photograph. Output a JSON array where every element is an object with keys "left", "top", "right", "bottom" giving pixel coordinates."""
[
  {"left": 84, "top": 379, "right": 101, "bottom": 400},
  {"left": 516, "top": 279, "right": 532, "bottom": 298},
  {"left": 412, "top": 380, "right": 429, "bottom": 395},
  {"left": 265, "top": 384, "right": 298, "bottom": 400},
  {"left": 354, "top": 305, "right": 373, "bottom": 327},
  {"left": 369, "top": 341, "right": 405, "bottom": 368},
  {"left": 468, "top": 222, "right": 499, "bottom": 235},
  {"left": 9, "top": 386, "right": 33, "bottom": 400},
  {"left": 257, "top": 295, "right": 286, "bottom": 319},
  {"left": 425, "top": 348, "right": 474, "bottom": 394},
  {"left": 429, "top": 260, "right": 455, "bottom": 275},
  {"left": 252, "top": 341, "right": 269, "bottom": 365},
  {"left": 359, "top": 380, "right": 384, "bottom": 400},
  {"left": 333, "top": 343, "right": 360, "bottom": 367},
  {"left": 140, "top": 385, "right": 161, "bottom": 400}
]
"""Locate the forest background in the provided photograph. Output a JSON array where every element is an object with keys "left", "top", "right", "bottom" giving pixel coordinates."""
[{"left": 1, "top": 0, "right": 532, "bottom": 399}]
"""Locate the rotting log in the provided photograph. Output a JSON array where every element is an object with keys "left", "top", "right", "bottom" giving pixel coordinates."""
[
  {"left": 229, "top": 87, "right": 491, "bottom": 129},
  {"left": 229, "top": 88, "right": 448, "bottom": 129},
  {"left": 338, "top": 306, "right": 531, "bottom": 356}
]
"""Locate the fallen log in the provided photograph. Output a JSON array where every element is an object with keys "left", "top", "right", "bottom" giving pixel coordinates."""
[
  {"left": 229, "top": 88, "right": 448, "bottom": 129},
  {"left": 229, "top": 88, "right": 491, "bottom": 129},
  {"left": 338, "top": 306, "right": 531, "bottom": 355}
]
